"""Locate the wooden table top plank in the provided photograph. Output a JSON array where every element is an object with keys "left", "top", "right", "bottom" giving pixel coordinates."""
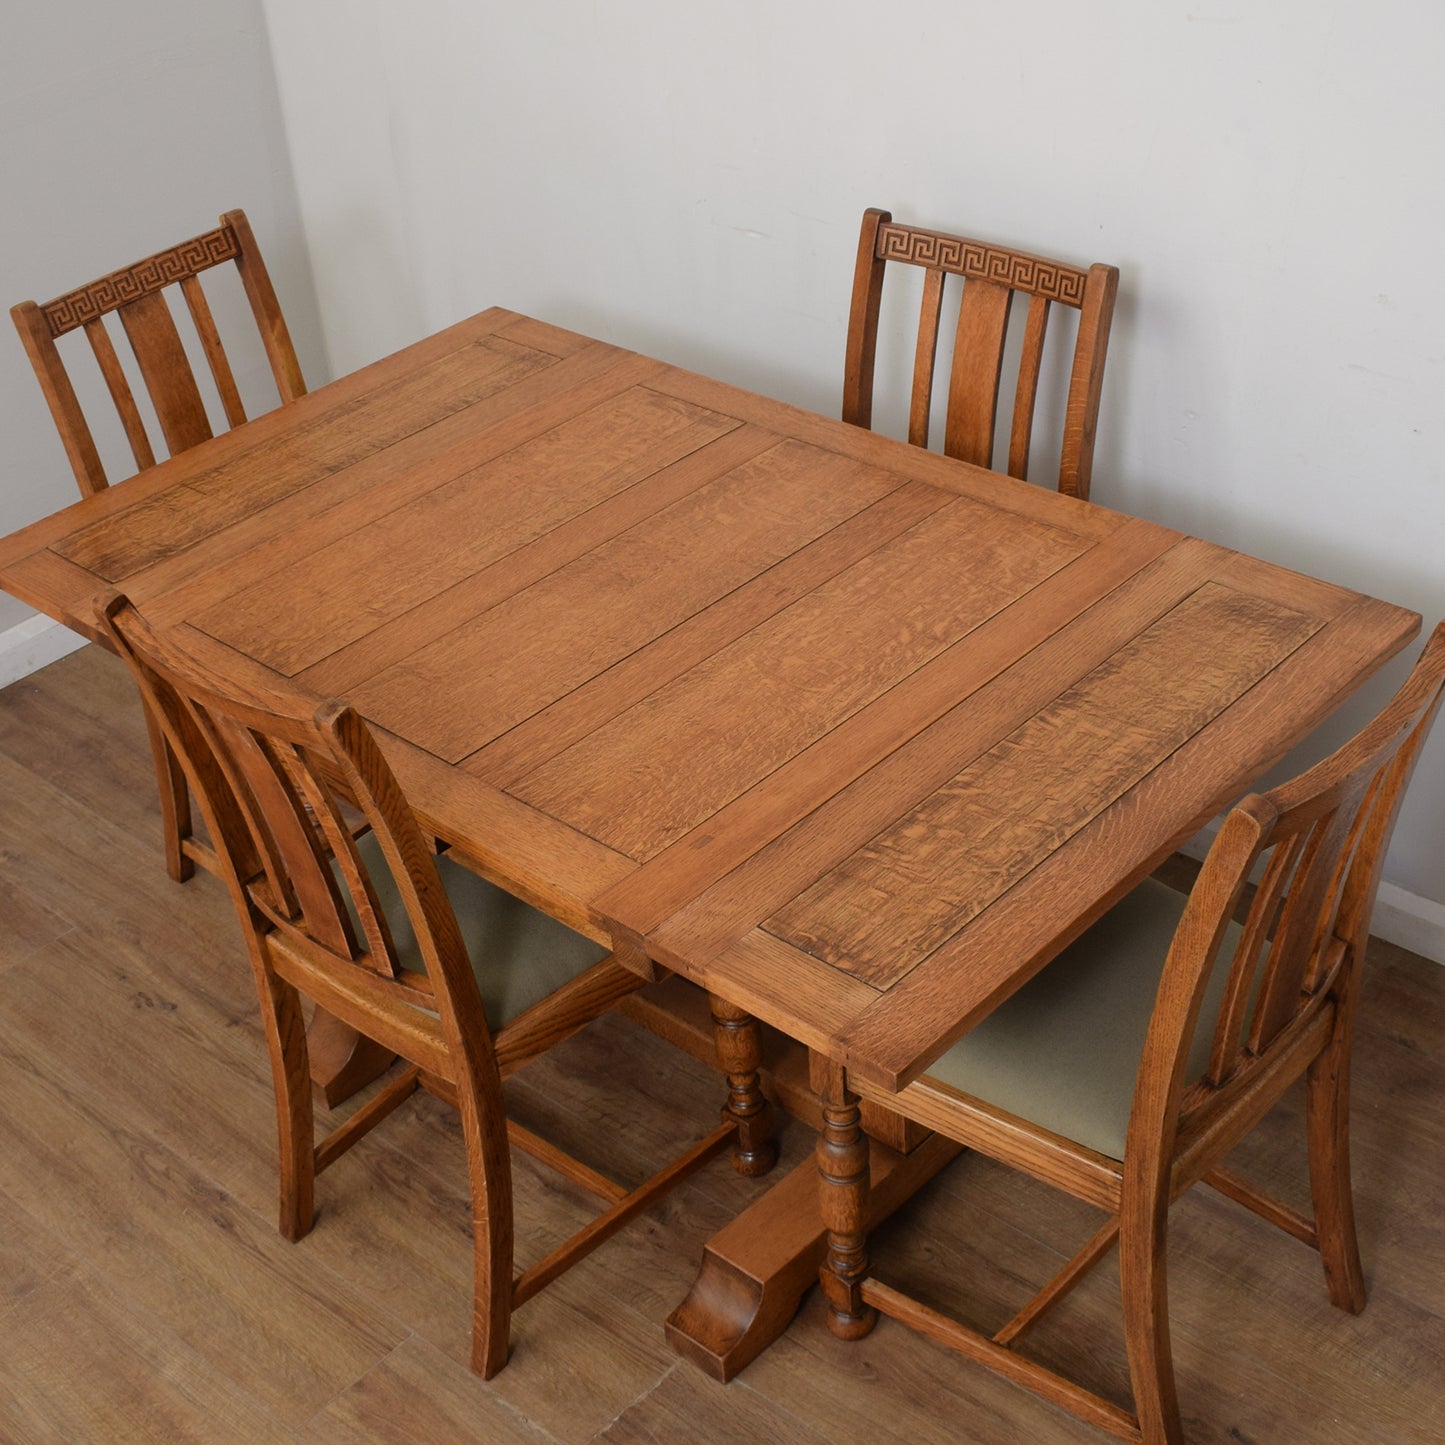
[
  {"left": 0, "top": 550, "right": 118, "bottom": 644},
  {"left": 296, "top": 421, "right": 779, "bottom": 698},
  {"left": 0, "top": 308, "right": 522, "bottom": 575},
  {"left": 346, "top": 439, "right": 906, "bottom": 761},
  {"left": 491, "top": 312, "right": 598, "bottom": 357},
  {"left": 591, "top": 514, "right": 1183, "bottom": 939},
  {"left": 645, "top": 369, "right": 1123, "bottom": 540},
  {"left": 3, "top": 342, "right": 649, "bottom": 645},
  {"left": 56, "top": 332, "right": 567, "bottom": 580},
  {"left": 636, "top": 535, "right": 1247, "bottom": 970},
  {"left": 466, "top": 479, "right": 956, "bottom": 789},
  {"left": 762, "top": 581, "right": 1323, "bottom": 988},
  {"left": 140, "top": 348, "right": 663, "bottom": 633},
  {"left": 687, "top": 928, "right": 886, "bottom": 1058},
  {"left": 511, "top": 490, "right": 1097, "bottom": 862},
  {"left": 824, "top": 593, "right": 1421, "bottom": 1089},
  {"left": 196, "top": 383, "right": 739, "bottom": 677}
]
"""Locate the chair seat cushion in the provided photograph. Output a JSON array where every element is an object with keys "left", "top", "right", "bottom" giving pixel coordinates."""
[
  {"left": 346, "top": 834, "right": 609, "bottom": 1030},
  {"left": 923, "top": 878, "right": 1241, "bottom": 1160}
]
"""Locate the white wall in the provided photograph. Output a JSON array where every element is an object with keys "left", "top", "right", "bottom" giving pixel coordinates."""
[{"left": 0, "top": 0, "right": 326, "bottom": 635}]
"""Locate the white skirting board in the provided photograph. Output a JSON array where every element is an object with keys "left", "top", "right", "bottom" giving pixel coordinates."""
[
  {"left": 0, "top": 611, "right": 88, "bottom": 690},
  {"left": 2, "top": 612, "right": 1443, "bottom": 965},
  {"left": 1174, "top": 827, "right": 1445, "bottom": 967},
  {"left": 1369, "top": 883, "right": 1445, "bottom": 967}
]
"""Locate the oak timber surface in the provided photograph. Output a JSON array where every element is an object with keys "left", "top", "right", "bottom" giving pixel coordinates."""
[
  {"left": 0, "top": 308, "right": 1420, "bottom": 1098},
  {"left": 0, "top": 646, "right": 1442, "bottom": 1443}
]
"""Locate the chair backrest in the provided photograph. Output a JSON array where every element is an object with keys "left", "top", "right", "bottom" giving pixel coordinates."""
[
  {"left": 1139, "top": 621, "right": 1445, "bottom": 1151},
  {"left": 842, "top": 207, "right": 1118, "bottom": 500},
  {"left": 95, "top": 591, "right": 497, "bottom": 1091},
  {"left": 13, "top": 210, "right": 306, "bottom": 497}
]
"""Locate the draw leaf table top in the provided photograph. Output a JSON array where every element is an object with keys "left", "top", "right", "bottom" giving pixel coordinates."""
[{"left": 0, "top": 307, "right": 1419, "bottom": 1377}]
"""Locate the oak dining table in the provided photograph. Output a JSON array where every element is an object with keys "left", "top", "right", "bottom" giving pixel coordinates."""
[{"left": 0, "top": 306, "right": 1420, "bottom": 1380}]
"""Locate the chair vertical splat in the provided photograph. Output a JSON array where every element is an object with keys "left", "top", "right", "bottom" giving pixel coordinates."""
[
  {"left": 1007, "top": 296, "right": 1051, "bottom": 481},
  {"left": 83, "top": 318, "right": 156, "bottom": 472},
  {"left": 944, "top": 277, "right": 1012, "bottom": 468}
]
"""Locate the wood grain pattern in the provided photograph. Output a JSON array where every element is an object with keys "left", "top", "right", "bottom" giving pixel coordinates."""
[
  {"left": 514, "top": 492, "right": 1088, "bottom": 860},
  {"left": 467, "top": 479, "right": 954, "bottom": 788},
  {"left": 148, "top": 346, "right": 658, "bottom": 643},
  {"left": 766, "top": 584, "right": 1321, "bottom": 986},
  {"left": 202, "top": 384, "right": 738, "bottom": 678},
  {"left": 57, "top": 335, "right": 562, "bottom": 580},
  {"left": 592, "top": 515, "right": 1179, "bottom": 941},
  {"left": 640, "top": 537, "right": 1237, "bottom": 976},
  {"left": 349, "top": 437, "right": 894, "bottom": 761},
  {"left": 117, "top": 289, "right": 215, "bottom": 456},
  {"left": 943, "top": 276, "right": 1011, "bottom": 467}
]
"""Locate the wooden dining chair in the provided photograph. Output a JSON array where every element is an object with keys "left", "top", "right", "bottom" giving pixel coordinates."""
[
  {"left": 12, "top": 209, "right": 306, "bottom": 497},
  {"left": 842, "top": 207, "right": 1118, "bottom": 500},
  {"left": 96, "top": 591, "right": 739, "bottom": 1379},
  {"left": 12, "top": 210, "right": 307, "bottom": 886},
  {"left": 818, "top": 621, "right": 1445, "bottom": 1443}
]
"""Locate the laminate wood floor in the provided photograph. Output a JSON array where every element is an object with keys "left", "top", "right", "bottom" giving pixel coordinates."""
[{"left": 1, "top": 645, "right": 1442, "bottom": 1443}]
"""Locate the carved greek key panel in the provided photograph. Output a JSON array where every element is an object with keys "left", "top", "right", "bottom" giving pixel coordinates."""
[
  {"left": 42, "top": 225, "right": 239, "bottom": 335},
  {"left": 875, "top": 223, "right": 1088, "bottom": 306}
]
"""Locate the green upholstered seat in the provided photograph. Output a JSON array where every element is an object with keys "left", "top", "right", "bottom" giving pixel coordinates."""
[
  {"left": 924, "top": 878, "right": 1244, "bottom": 1160},
  {"left": 343, "top": 834, "right": 610, "bottom": 1031}
]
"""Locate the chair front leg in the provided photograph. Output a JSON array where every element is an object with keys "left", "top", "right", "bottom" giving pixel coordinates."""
[
  {"left": 708, "top": 993, "right": 777, "bottom": 1177},
  {"left": 817, "top": 1060, "right": 877, "bottom": 1340}
]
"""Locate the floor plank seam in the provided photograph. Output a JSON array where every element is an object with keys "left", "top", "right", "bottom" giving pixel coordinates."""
[
  {"left": 0, "top": 921, "right": 81, "bottom": 978},
  {"left": 293, "top": 1332, "right": 420, "bottom": 1433},
  {"left": 0, "top": 1003, "right": 418, "bottom": 1418},
  {"left": 589, "top": 1357, "right": 685, "bottom": 1440},
  {"left": 0, "top": 1179, "right": 295, "bottom": 1440}
]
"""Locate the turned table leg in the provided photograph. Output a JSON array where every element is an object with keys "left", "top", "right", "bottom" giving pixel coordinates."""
[
  {"left": 817, "top": 1061, "right": 877, "bottom": 1340},
  {"left": 708, "top": 993, "right": 778, "bottom": 1178}
]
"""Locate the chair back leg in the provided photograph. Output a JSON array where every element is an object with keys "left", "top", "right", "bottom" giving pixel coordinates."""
[
  {"left": 140, "top": 701, "right": 195, "bottom": 883},
  {"left": 1305, "top": 1029, "right": 1368, "bottom": 1313}
]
